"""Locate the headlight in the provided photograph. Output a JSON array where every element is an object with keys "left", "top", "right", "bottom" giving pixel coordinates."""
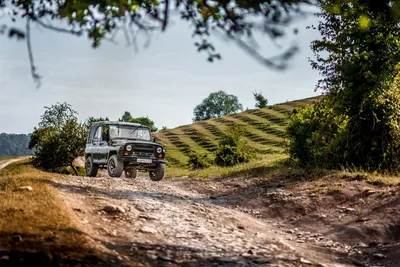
[
  {"left": 156, "top": 147, "right": 162, "bottom": 153},
  {"left": 126, "top": 145, "right": 132, "bottom": 151}
]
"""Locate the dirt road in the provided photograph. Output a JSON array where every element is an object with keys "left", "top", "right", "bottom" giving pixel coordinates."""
[
  {"left": 52, "top": 172, "right": 357, "bottom": 267},
  {"left": 0, "top": 157, "right": 28, "bottom": 170}
]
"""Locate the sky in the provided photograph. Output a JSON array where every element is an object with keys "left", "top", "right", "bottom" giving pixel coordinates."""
[{"left": 0, "top": 8, "right": 322, "bottom": 134}]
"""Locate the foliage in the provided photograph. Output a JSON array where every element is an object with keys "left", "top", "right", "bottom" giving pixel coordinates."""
[
  {"left": 0, "top": 133, "right": 33, "bottom": 157},
  {"left": 2, "top": 1, "right": 400, "bottom": 87},
  {"left": 193, "top": 90, "right": 243, "bottom": 122},
  {"left": 253, "top": 91, "right": 268, "bottom": 108},
  {"left": 119, "top": 111, "right": 158, "bottom": 132},
  {"left": 289, "top": 2, "right": 400, "bottom": 171},
  {"left": 28, "top": 102, "right": 87, "bottom": 174},
  {"left": 86, "top": 116, "right": 109, "bottom": 125},
  {"left": 0, "top": 0, "right": 319, "bottom": 71},
  {"left": 215, "top": 125, "right": 251, "bottom": 167},
  {"left": 187, "top": 151, "right": 211, "bottom": 170},
  {"left": 287, "top": 100, "right": 349, "bottom": 168}
]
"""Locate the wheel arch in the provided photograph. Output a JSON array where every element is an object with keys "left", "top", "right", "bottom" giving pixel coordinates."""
[{"left": 107, "top": 150, "right": 118, "bottom": 161}]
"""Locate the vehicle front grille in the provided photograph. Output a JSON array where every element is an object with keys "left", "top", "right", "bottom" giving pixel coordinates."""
[
  {"left": 132, "top": 144, "right": 154, "bottom": 156},
  {"left": 135, "top": 152, "right": 153, "bottom": 157}
]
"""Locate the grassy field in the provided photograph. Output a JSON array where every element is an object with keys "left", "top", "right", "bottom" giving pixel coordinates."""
[{"left": 154, "top": 96, "right": 320, "bottom": 176}]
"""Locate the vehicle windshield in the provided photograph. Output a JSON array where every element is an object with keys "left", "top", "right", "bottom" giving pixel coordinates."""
[{"left": 109, "top": 124, "right": 151, "bottom": 141}]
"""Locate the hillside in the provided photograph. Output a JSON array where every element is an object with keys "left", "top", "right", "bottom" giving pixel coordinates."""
[{"left": 154, "top": 96, "right": 321, "bottom": 167}]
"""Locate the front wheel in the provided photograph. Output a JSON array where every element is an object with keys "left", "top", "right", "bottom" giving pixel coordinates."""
[
  {"left": 85, "top": 156, "right": 98, "bottom": 177},
  {"left": 125, "top": 168, "right": 138, "bottom": 179},
  {"left": 149, "top": 163, "right": 165, "bottom": 181},
  {"left": 107, "top": 155, "right": 124, "bottom": 177}
]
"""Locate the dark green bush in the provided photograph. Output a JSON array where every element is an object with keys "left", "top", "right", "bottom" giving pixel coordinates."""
[
  {"left": 215, "top": 125, "right": 251, "bottom": 167},
  {"left": 287, "top": 86, "right": 400, "bottom": 171},
  {"left": 187, "top": 151, "right": 211, "bottom": 170},
  {"left": 287, "top": 100, "right": 349, "bottom": 169}
]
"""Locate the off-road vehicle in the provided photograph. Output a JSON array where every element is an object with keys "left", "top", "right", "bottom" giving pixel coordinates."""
[{"left": 84, "top": 121, "right": 166, "bottom": 181}]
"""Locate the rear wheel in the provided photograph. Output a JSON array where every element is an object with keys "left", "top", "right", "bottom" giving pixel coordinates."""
[
  {"left": 107, "top": 155, "right": 124, "bottom": 177},
  {"left": 85, "top": 156, "right": 98, "bottom": 177},
  {"left": 149, "top": 163, "right": 165, "bottom": 181},
  {"left": 125, "top": 168, "right": 138, "bottom": 178}
]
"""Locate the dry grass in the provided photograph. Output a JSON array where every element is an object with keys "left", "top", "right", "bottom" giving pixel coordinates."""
[
  {"left": 0, "top": 159, "right": 104, "bottom": 263},
  {"left": 0, "top": 156, "right": 19, "bottom": 161}
]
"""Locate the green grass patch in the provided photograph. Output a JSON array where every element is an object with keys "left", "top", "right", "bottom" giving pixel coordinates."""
[{"left": 166, "top": 154, "right": 288, "bottom": 179}]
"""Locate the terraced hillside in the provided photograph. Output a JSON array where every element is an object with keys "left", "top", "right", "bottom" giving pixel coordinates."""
[{"left": 154, "top": 96, "right": 321, "bottom": 167}]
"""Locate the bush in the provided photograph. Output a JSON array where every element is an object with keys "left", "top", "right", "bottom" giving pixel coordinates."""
[
  {"left": 287, "top": 100, "right": 349, "bottom": 168},
  {"left": 187, "top": 151, "right": 211, "bottom": 170},
  {"left": 215, "top": 125, "right": 251, "bottom": 167},
  {"left": 29, "top": 102, "right": 87, "bottom": 175},
  {"left": 287, "top": 85, "right": 400, "bottom": 171}
]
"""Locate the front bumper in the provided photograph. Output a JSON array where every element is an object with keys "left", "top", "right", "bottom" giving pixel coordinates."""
[{"left": 119, "top": 157, "right": 167, "bottom": 165}]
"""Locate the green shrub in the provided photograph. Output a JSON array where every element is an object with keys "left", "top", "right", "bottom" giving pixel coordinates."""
[
  {"left": 215, "top": 125, "right": 251, "bottom": 167},
  {"left": 287, "top": 85, "right": 400, "bottom": 171},
  {"left": 287, "top": 99, "right": 349, "bottom": 169},
  {"left": 187, "top": 151, "right": 211, "bottom": 170}
]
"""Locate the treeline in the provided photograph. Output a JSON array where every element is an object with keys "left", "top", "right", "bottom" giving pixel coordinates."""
[{"left": 0, "top": 133, "right": 33, "bottom": 157}]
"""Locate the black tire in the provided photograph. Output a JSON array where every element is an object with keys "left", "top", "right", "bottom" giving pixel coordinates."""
[
  {"left": 149, "top": 163, "right": 165, "bottom": 181},
  {"left": 107, "top": 155, "right": 124, "bottom": 177},
  {"left": 85, "top": 155, "right": 98, "bottom": 177},
  {"left": 125, "top": 168, "right": 138, "bottom": 179}
]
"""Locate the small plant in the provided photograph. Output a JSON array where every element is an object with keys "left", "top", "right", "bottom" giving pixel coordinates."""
[
  {"left": 215, "top": 125, "right": 252, "bottom": 167},
  {"left": 187, "top": 151, "right": 211, "bottom": 170}
]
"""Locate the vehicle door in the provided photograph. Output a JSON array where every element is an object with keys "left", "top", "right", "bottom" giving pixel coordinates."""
[
  {"left": 92, "top": 126, "right": 102, "bottom": 163},
  {"left": 98, "top": 124, "right": 110, "bottom": 164}
]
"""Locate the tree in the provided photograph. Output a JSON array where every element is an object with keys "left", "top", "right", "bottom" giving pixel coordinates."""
[
  {"left": 288, "top": 2, "right": 400, "bottom": 171},
  {"left": 28, "top": 102, "right": 87, "bottom": 175},
  {"left": 119, "top": 112, "right": 134, "bottom": 123},
  {"left": 0, "top": 133, "right": 33, "bottom": 157},
  {"left": 253, "top": 91, "right": 268, "bottom": 108},
  {"left": 193, "top": 90, "right": 243, "bottom": 122},
  {"left": 87, "top": 116, "right": 109, "bottom": 124},
  {"left": 119, "top": 112, "right": 158, "bottom": 132}
]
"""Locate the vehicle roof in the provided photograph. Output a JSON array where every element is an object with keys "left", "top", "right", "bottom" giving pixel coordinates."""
[{"left": 90, "top": 121, "right": 147, "bottom": 127}]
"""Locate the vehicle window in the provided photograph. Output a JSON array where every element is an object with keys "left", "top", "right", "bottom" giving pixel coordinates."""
[
  {"left": 94, "top": 126, "right": 102, "bottom": 140},
  {"left": 109, "top": 125, "right": 151, "bottom": 141},
  {"left": 87, "top": 125, "right": 96, "bottom": 143},
  {"left": 109, "top": 125, "right": 119, "bottom": 138}
]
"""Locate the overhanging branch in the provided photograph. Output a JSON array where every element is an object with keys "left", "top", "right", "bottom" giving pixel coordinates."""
[{"left": 26, "top": 18, "right": 41, "bottom": 88}]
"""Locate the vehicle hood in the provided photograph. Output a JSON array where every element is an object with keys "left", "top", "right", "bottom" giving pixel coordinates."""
[{"left": 109, "top": 139, "right": 161, "bottom": 147}]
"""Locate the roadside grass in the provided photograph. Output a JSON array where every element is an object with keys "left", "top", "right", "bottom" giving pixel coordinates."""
[
  {"left": 166, "top": 154, "right": 400, "bottom": 192},
  {"left": 0, "top": 156, "right": 20, "bottom": 161},
  {"left": 0, "top": 159, "right": 106, "bottom": 264},
  {"left": 166, "top": 154, "right": 288, "bottom": 179}
]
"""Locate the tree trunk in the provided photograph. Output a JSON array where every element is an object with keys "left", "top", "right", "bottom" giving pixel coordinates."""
[{"left": 70, "top": 163, "right": 79, "bottom": 176}]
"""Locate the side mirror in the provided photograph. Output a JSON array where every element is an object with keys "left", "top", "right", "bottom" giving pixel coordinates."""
[{"left": 153, "top": 136, "right": 158, "bottom": 143}]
